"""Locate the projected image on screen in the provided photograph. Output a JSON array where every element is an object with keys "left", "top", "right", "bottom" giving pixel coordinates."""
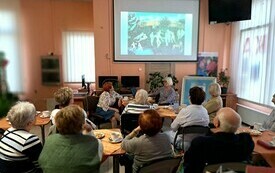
[
  {"left": 121, "top": 12, "right": 192, "bottom": 56},
  {"left": 114, "top": 0, "right": 200, "bottom": 62}
]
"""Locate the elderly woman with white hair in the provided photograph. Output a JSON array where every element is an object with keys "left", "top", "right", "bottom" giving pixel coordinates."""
[
  {"left": 122, "top": 89, "right": 150, "bottom": 114},
  {"left": 203, "top": 83, "right": 223, "bottom": 123},
  {"left": 0, "top": 102, "right": 43, "bottom": 173},
  {"left": 150, "top": 77, "right": 176, "bottom": 105}
]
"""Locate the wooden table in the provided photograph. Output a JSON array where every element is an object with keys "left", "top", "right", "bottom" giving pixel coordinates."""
[
  {"left": 0, "top": 115, "right": 51, "bottom": 144},
  {"left": 244, "top": 128, "right": 275, "bottom": 167},
  {"left": 94, "top": 129, "right": 125, "bottom": 173},
  {"left": 157, "top": 108, "right": 177, "bottom": 119}
]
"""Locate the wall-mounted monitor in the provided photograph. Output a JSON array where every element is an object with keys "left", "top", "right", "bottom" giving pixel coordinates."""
[
  {"left": 209, "top": 0, "right": 252, "bottom": 24},
  {"left": 114, "top": 0, "right": 200, "bottom": 62},
  {"left": 121, "top": 76, "right": 140, "bottom": 88},
  {"left": 98, "top": 76, "right": 119, "bottom": 88}
]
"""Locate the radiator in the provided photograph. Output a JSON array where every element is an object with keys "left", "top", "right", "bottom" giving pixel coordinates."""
[{"left": 237, "top": 104, "right": 268, "bottom": 126}]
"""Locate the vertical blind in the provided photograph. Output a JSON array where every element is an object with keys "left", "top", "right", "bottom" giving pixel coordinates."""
[
  {"left": 62, "top": 31, "right": 95, "bottom": 83},
  {"left": 231, "top": 0, "right": 275, "bottom": 106},
  {"left": 0, "top": 0, "right": 22, "bottom": 93}
]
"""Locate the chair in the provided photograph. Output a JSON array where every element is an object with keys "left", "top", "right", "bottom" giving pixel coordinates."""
[
  {"left": 83, "top": 95, "right": 108, "bottom": 129},
  {"left": 173, "top": 125, "right": 210, "bottom": 151},
  {"left": 203, "top": 162, "right": 249, "bottom": 173},
  {"left": 137, "top": 157, "right": 182, "bottom": 173},
  {"left": 120, "top": 113, "right": 140, "bottom": 137}
]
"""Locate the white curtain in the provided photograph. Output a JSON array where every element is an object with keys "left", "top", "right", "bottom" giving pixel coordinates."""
[
  {"left": 0, "top": 0, "right": 22, "bottom": 93},
  {"left": 62, "top": 31, "right": 95, "bottom": 83},
  {"left": 231, "top": 0, "right": 275, "bottom": 106}
]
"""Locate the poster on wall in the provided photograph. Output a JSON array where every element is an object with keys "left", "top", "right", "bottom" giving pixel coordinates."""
[
  {"left": 197, "top": 52, "right": 218, "bottom": 77},
  {"left": 181, "top": 76, "right": 216, "bottom": 105}
]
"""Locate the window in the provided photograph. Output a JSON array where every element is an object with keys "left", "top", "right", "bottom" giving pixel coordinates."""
[
  {"left": 231, "top": 0, "right": 275, "bottom": 106},
  {"left": 62, "top": 31, "right": 95, "bottom": 83},
  {"left": 0, "top": 0, "right": 22, "bottom": 93}
]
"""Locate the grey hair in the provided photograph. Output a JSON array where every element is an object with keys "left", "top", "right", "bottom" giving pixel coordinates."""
[
  {"left": 218, "top": 112, "right": 241, "bottom": 133},
  {"left": 135, "top": 89, "right": 148, "bottom": 105},
  {"left": 209, "top": 83, "right": 221, "bottom": 97},
  {"left": 7, "top": 102, "right": 36, "bottom": 129},
  {"left": 164, "top": 77, "right": 173, "bottom": 86}
]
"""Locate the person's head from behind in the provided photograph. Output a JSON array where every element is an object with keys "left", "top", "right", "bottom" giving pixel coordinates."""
[
  {"left": 163, "top": 77, "right": 173, "bottom": 87},
  {"left": 208, "top": 83, "right": 221, "bottom": 97},
  {"left": 55, "top": 105, "right": 85, "bottom": 135},
  {"left": 54, "top": 87, "right": 73, "bottom": 107},
  {"left": 102, "top": 82, "right": 113, "bottom": 92},
  {"left": 139, "top": 109, "right": 162, "bottom": 137},
  {"left": 135, "top": 89, "right": 148, "bottom": 105},
  {"left": 7, "top": 101, "right": 36, "bottom": 131},
  {"left": 272, "top": 93, "right": 275, "bottom": 105},
  {"left": 189, "top": 86, "right": 205, "bottom": 105},
  {"left": 213, "top": 107, "right": 241, "bottom": 133}
]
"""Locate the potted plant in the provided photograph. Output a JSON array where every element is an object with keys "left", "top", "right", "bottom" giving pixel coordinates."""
[
  {"left": 218, "top": 68, "right": 230, "bottom": 94},
  {"left": 146, "top": 72, "right": 164, "bottom": 93},
  {"left": 146, "top": 72, "right": 179, "bottom": 93}
]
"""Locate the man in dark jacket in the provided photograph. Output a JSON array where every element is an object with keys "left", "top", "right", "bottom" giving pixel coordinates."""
[{"left": 184, "top": 107, "right": 254, "bottom": 173}]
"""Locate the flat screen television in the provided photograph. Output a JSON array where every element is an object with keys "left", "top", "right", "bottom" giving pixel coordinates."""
[
  {"left": 98, "top": 76, "right": 119, "bottom": 88},
  {"left": 114, "top": 0, "right": 200, "bottom": 62},
  {"left": 209, "top": 0, "right": 252, "bottom": 24},
  {"left": 121, "top": 76, "right": 140, "bottom": 88}
]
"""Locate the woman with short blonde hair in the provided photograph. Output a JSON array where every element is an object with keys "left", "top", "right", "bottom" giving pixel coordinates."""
[
  {"left": 208, "top": 83, "right": 221, "bottom": 97},
  {"left": 203, "top": 83, "right": 223, "bottom": 122},
  {"left": 54, "top": 87, "right": 73, "bottom": 107}
]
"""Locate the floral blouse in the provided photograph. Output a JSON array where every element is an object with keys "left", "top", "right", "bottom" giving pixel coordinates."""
[{"left": 97, "top": 91, "right": 112, "bottom": 111}]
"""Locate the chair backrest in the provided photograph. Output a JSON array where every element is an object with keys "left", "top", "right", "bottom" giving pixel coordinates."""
[
  {"left": 173, "top": 125, "right": 210, "bottom": 151},
  {"left": 83, "top": 96, "right": 99, "bottom": 114},
  {"left": 138, "top": 157, "right": 181, "bottom": 173},
  {"left": 203, "top": 162, "right": 248, "bottom": 173},
  {"left": 120, "top": 113, "right": 140, "bottom": 137}
]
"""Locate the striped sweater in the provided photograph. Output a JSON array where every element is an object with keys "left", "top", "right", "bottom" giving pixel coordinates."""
[{"left": 0, "top": 127, "right": 43, "bottom": 173}]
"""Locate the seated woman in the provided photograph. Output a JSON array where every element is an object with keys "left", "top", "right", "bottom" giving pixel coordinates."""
[
  {"left": 170, "top": 86, "right": 209, "bottom": 151},
  {"left": 96, "top": 82, "right": 120, "bottom": 128},
  {"left": 122, "top": 89, "right": 150, "bottom": 114},
  {"left": 203, "top": 83, "right": 223, "bottom": 123},
  {"left": 263, "top": 93, "right": 275, "bottom": 131},
  {"left": 49, "top": 87, "right": 96, "bottom": 134},
  {"left": 150, "top": 77, "right": 176, "bottom": 105},
  {"left": 108, "top": 81, "right": 123, "bottom": 107},
  {"left": 0, "top": 102, "right": 43, "bottom": 173},
  {"left": 121, "top": 109, "right": 174, "bottom": 173},
  {"left": 39, "top": 105, "right": 103, "bottom": 173}
]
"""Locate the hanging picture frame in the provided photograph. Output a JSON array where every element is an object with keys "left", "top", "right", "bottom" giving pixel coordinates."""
[{"left": 197, "top": 52, "right": 218, "bottom": 77}]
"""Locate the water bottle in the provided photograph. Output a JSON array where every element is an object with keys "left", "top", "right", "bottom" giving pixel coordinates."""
[{"left": 174, "top": 91, "right": 180, "bottom": 113}]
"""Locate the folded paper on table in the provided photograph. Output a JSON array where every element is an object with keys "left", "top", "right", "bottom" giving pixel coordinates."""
[{"left": 257, "top": 140, "right": 275, "bottom": 150}]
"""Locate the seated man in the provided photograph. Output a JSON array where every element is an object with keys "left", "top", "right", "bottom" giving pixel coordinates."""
[
  {"left": 262, "top": 93, "right": 275, "bottom": 131},
  {"left": 184, "top": 107, "right": 254, "bottom": 173}
]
